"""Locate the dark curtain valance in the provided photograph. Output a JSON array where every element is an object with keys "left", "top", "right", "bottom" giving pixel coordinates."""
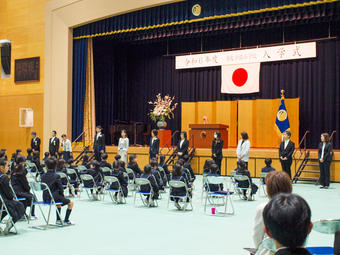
[{"left": 73, "top": 0, "right": 340, "bottom": 40}]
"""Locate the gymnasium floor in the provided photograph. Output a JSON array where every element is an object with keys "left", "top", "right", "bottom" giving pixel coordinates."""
[{"left": 1, "top": 176, "right": 339, "bottom": 255}]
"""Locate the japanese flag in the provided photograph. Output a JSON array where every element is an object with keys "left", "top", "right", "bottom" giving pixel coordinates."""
[{"left": 221, "top": 63, "right": 260, "bottom": 94}]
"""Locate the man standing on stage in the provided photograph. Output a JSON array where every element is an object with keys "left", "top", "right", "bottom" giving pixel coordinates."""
[
  {"left": 93, "top": 126, "right": 105, "bottom": 161},
  {"left": 31, "top": 131, "right": 41, "bottom": 154},
  {"left": 279, "top": 131, "right": 295, "bottom": 178},
  {"left": 49, "top": 130, "right": 60, "bottom": 157}
]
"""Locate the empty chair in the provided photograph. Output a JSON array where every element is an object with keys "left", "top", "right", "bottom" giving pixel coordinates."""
[{"left": 204, "top": 176, "right": 234, "bottom": 215}]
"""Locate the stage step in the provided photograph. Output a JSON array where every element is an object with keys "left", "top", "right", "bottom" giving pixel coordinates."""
[
  {"left": 304, "top": 163, "right": 319, "bottom": 167},
  {"left": 296, "top": 176, "right": 319, "bottom": 180},
  {"left": 301, "top": 170, "right": 320, "bottom": 173}
]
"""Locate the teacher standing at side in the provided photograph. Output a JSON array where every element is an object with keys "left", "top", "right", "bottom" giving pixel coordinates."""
[
  {"left": 279, "top": 131, "right": 295, "bottom": 179},
  {"left": 236, "top": 132, "right": 250, "bottom": 168},
  {"left": 318, "top": 133, "right": 333, "bottom": 189}
]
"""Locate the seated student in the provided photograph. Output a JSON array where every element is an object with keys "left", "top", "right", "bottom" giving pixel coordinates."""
[
  {"left": 263, "top": 193, "right": 313, "bottom": 255},
  {"left": 81, "top": 154, "right": 90, "bottom": 168},
  {"left": 235, "top": 160, "right": 258, "bottom": 200},
  {"left": 42, "top": 152, "right": 50, "bottom": 166},
  {"left": 0, "top": 148, "right": 8, "bottom": 160},
  {"left": 80, "top": 160, "right": 103, "bottom": 200},
  {"left": 32, "top": 151, "right": 43, "bottom": 174},
  {"left": 66, "top": 159, "right": 80, "bottom": 197},
  {"left": 110, "top": 161, "right": 128, "bottom": 200},
  {"left": 150, "top": 159, "right": 164, "bottom": 191},
  {"left": 206, "top": 164, "right": 223, "bottom": 192},
  {"left": 203, "top": 159, "right": 215, "bottom": 174},
  {"left": 177, "top": 159, "right": 192, "bottom": 185},
  {"left": 261, "top": 158, "right": 276, "bottom": 184},
  {"left": 100, "top": 153, "right": 112, "bottom": 169},
  {"left": 56, "top": 159, "right": 74, "bottom": 196},
  {"left": 0, "top": 150, "right": 5, "bottom": 160},
  {"left": 112, "top": 154, "right": 121, "bottom": 166},
  {"left": 41, "top": 157, "right": 74, "bottom": 225},
  {"left": 159, "top": 155, "right": 170, "bottom": 181},
  {"left": 26, "top": 148, "right": 33, "bottom": 162},
  {"left": 170, "top": 163, "right": 192, "bottom": 210},
  {"left": 16, "top": 149, "right": 22, "bottom": 157},
  {"left": 127, "top": 154, "right": 142, "bottom": 178},
  {"left": 253, "top": 171, "right": 292, "bottom": 254},
  {"left": 119, "top": 160, "right": 127, "bottom": 173},
  {"left": 140, "top": 165, "right": 159, "bottom": 205},
  {"left": 0, "top": 159, "right": 25, "bottom": 234},
  {"left": 11, "top": 155, "right": 37, "bottom": 219},
  {"left": 183, "top": 155, "right": 196, "bottom": 182}
]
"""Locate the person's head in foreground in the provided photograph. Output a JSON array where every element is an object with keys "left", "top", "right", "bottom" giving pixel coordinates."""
[
  {"left": 265, "top": 171, "right": 292, "bottom": 199},
  {"left": 263, "top": 193, "right": 313, "bottom": 252}
]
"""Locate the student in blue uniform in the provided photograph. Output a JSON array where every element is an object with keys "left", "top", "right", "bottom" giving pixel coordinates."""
[
  {"left": 261, "top": 158, "right": 276, "bottom": 184},
  {"left": 183, "top": 155, "right": 196, "bottom": 182},
  {"left": 159, "top": 155, "right": 170, "bottom": 181},
  {"left": 41, "top": 157, "right": 74, "bottom": 225},
  {"left": 0, "top": 159, "right": 25, "bottom": 234},
  {"left": 26, "top": 148, "right": 33, "bottom": 162},
  {"left": 110, "top": 161, "right": 128, "bottom": 199},
  {"left": 100, "top": 153, "right": 112, "bottom": 169},
  {"left": 170, "top": 163, "right": 192, "bottom": 210},
  {"left": 150, "top": 159, "right": 164, "bottom": 191},
  {"left": 127, "top": 154, "right": 142, "bottom": 178},
  {"left": 140, "top": 165, "right": 159, "bottom": 204},
  {"left": 235, "top": 160, "right": 258, "bottom": 200},
  {"left": 11, "top": 155, "right": 37, "bottom": 219},
  {"left": 206, "top": 164, "right": 223, "bottom": 191}
]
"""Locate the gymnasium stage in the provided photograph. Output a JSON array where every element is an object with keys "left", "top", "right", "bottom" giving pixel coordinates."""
[{"left": 73, "top": 145, "right": 340, "bottom": 182}]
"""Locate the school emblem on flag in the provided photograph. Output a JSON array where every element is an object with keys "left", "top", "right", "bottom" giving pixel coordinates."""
[
  {"left": 275, "top": 91, "right": 290, "bottom": 136},
  {"left": 221, "top": 63, "right": 260, "bottom": 94}
]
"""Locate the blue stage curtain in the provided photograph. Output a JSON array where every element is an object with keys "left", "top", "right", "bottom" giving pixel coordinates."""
[
  {"left": 92, "top": 22, "right": 340, "bottom": 148},
  {"left": 72, "top": 38, "right": 88, "bottom": 140},
  {"left": 73, "top": 0, "right": 340, "bottom": 39}
]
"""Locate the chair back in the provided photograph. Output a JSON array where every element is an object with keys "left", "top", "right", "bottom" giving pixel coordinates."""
[
  {"left": 135, "top": 178, "right": 151, "bottom": 186},
  {"left": 126, "top": 168, "right": 135, "bottom": 179},
  {"left": 260, "top": 172, "right": 268, "bottom": 179},
  {"left": 80, "top": 174, "right": 94, "bottom": 182},
  {"left": 313, "top": 219, "right": 340, "bottom": 234},
  {"left": 66, "top": 168, "right": 79, "bottom": 180},
  {"left": 206, "top": 176, "right": 224, "bottom": 185},
  {"left": 104, "top": 176, "right": 120, "bottom": 188},
  {"left": 230, "top": 170, "right": 237, "bottom": 176},
  {"left": 234, "top": 174, "right": 250, "bottom": 182},
  {"left": 169, "top": 180, "right": 187, "bottom": 189},
  {"left": 101, "top": 167, "right": 112, "bottom": 176},
  {"left": 77, "top": 165, "right": 87, "bottom": 171}
]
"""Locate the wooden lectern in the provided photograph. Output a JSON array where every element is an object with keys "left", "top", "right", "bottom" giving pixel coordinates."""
[{"left": 189, "top": 124, "right": 228, "bottom": 148}]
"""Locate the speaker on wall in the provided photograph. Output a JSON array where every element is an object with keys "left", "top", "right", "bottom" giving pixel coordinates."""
[{"left": 1, "top": 43, "right": 11, "bottom": 75}]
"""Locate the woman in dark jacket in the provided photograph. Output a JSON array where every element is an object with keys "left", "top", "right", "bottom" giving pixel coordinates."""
[
  {"left": 11, "top": 155, "right": 37, "bottom": 218},
  {"left": 177, "top": 132, "right": 189, "bottom": 159},
  {"left": 318, "top": 133, "right": 333, "bottom": 189},
  {"left": 211, "top": 131, "right": 223, "bottom": 171},
  {"left": 0, "top": 159, "right": 25, "bottom": 234}
]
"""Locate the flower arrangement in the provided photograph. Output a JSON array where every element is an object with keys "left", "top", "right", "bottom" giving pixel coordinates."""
[{"left": 148, "top": 93, "right": 178, "bottom": 123}]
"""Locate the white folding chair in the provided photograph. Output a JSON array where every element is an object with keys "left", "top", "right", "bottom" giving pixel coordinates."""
[
  {"left": 134, "top": 178, "right": 158, "bottom": 207},
  {"left": 57, "top": 172, "right": 75, "bottom": 197},
  {"left": 0, "top": 193, "right": 19, "bottom": 234},
  {"left": 77, "top": 165, "right": 87, "bottom": 172},
  {"left": 29, "top": 182, "right": 65, "bottom": 230},
  {"left": 259, "top": 172, "right": 268, "bottom": 197},
  {"left": 233, "top": 175, "right": 252, "bottom": 200},
  {"left": 204, "top": 176, "right": 234, "bottom": 215},
  {"left": 80, "top": 174, "right": 102, "bottom": 200},
  {"left": 168, "top": 180, "right": 193, "bottom": 211},
  {"left": 104, "top": 176, "right": 126, "bottom": 204},
  {"left": 26, "top": 161, "right": 38, "bottom": 173},
  {"left": 100, "top": 167, "right": 112, "bottom": 177},
  {"left": 126, "top": 168, "right": 136, "bottom": 191}
]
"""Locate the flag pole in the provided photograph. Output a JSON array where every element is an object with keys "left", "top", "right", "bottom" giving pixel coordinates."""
[{"left": 281, "top": 89, "right": 285, "bottom": 141}]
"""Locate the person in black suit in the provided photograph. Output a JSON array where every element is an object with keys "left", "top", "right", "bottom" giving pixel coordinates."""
[
  {"left": 263, "top": 193, "right": 313, "bottom": 255},
  {"left": 49, "top": 130, "right": 60, "bottom": 157},
  {"left": 279, "top": 131, "right": 295, "bottom": 179},
  {"left": 177, "top": 131, "right": 189, "bottom": 159},
  {"left": 318, "top": 133, "right": 333, "bottom": 189},
  {"left": 211, "top": 131, "right": 224, "bottom": 171},
  {"left": 149, "top": 129, "right": 160, "bottom": 160},
  {"left": 0, "top": 159, "right": 25, "bottom": 234},
  {"left": 99, "top": 153, "right": 112, "bottom": 169},
  {"left": 127, "top": 154, "right": 142, "bottom": 177},
  {"left": 30, "top": 131, "right": 41, "bottom": 154},
  {"left": 93, "top": 126, "right": 105, "bottom": 161},
  {"left": 41, "top": 157, "right": 74, "bottom": 225}
]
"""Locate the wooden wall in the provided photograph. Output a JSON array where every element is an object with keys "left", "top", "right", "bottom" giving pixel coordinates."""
[
  {"left": 181, "top": 98, "right": 299, "bottom": 148},
  {"left": 0, "top": 0, "right": 49, "bottom": 155}
]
